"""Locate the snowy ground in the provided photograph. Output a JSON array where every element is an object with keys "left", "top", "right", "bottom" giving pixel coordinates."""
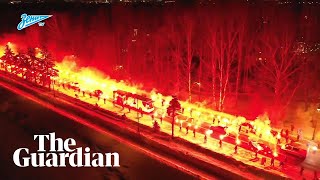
[
  {"left": 0, "top": 70, "right": 318, "bottom": 179},
  {"left": 52, "top": 85, "right": 318, "bottom": 180}
]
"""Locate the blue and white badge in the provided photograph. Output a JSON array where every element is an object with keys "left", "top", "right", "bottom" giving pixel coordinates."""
[{"left": 17, "top": 13, "right": 52, "bottom": 30}]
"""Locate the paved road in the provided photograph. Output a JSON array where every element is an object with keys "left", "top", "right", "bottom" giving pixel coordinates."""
[
  {"left": 0, "top": 87, "right": 198, "bottom": 180},
  {"left": 0, "top": 73, "right": 318, "bottom": 180}
]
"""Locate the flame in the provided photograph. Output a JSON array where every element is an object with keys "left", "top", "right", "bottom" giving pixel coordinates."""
[
  {"left": 206, "top": 130, "right": 213, "bottom": 135},
  {"left": 7, "top": 42, "right": 18, "bottom": 55},
  {"left": 257, "top": 145, "right": 263, "bottom": 151},
  {"left": 35, "top": 47, "right": 42, "bottom": 58},
  {"left": 219, "top": 135, "right": 225, "bottom": 140},
  {"left": 0, "top": 42, "right": 284, "bottom": 153},
  {"left": 236, "top": 138, "right": 241, "bottom": 145},
  {"left": 55, "top": 58, "right": 141, "bottom": 100}
]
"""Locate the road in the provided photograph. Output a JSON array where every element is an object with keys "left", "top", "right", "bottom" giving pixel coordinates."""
[
  {"left": 1, "top": 72, "right": 317, "bottom": 179},
  {"left": 0, "top": 87, "right": 199, "bottom": 180}
]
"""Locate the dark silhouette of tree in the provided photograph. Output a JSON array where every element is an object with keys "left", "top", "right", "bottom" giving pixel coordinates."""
[
  {"left": 1, "top": 45, "right": 15, "bottom": 72},
  {"left": 26, "top": 48, "right": 37, "bottom": 83},
  {"left": 167, "top": 96, "right": 181, "bottom": 138},
  {"left": 41, "top": 48, "right": 58, "bottom": 88},
  {"left": 16, "top": 52, "right": 30, "bottom": 79}
]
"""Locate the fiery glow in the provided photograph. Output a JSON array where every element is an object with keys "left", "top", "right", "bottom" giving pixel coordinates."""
[
  {"left": 236, "top": 136, "right": 241, "bottom": 145},
  {"left": 7, "top": 42, "right": 18, "bottom": 55},
  {"left": 312, "top": 146, "right": 318, "bottom": 151},
  {"left": 0, "top": 42, "right": 285, "bottom": 155},
  {"left": 35, "top": 47, "right": 42, "bottom": 58},
  {"left": 206, "top": 130, "right": 213, "bottom": 135},
  {"left": 54, "top": 56, "right": 243, "bottom": 130},
  {"left": 55, "top": 58, "right": 141, "bottom": 100},
  {"left": 219, "top": 135, "right": 225, "bottom": 140},
  {"left": 257, "top": 145, "right": 263, "bottom": 151},
  {"left": 273, "top": 151, "right": 278, "bottom": 157},
  {"left": 249, "top": 113, "right": 277, "bottom": 146}
]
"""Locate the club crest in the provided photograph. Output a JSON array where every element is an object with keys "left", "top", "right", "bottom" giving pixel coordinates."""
[{"left": 17, "top": 13, "right": 52, "bottom": 30}]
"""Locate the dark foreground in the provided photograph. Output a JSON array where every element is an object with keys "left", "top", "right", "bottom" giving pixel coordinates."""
[{"left": 0, "top": 87, "right": 196, "bottom": 180}]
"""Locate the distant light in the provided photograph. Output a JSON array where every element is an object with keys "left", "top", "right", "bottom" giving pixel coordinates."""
[
  {"left": 312, "top": 146, "right": 318, "bottom": 151},
  {"left": 219, "top": 135, "right": 224, "bottom": 140},
  {"left": 206, "top": 130, "right": 213, "bottom": 135},
  {"left": 273, "top": 152, "right": 278, "bottom": 157},
  {"left": 236, "top": 139, "right": 241, "bottom": 145}
]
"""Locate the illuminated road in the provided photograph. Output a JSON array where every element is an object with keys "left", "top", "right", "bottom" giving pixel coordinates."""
[
  {"left": 0, "top": 87, "right": 200, "bottom": 180},
  {"left": 0, "top": 75, "right": 221, "bottom": 179},
  {"left": 0, "top": 73, "right": 316, "bottom": 180}
]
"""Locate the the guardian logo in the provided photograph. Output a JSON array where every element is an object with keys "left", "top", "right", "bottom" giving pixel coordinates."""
[
  {"left": 13, "top": 133, "right": 120, "bottom": 168},
  {"left": 17, "top": 13, "right": 52, "bottom": 30}
]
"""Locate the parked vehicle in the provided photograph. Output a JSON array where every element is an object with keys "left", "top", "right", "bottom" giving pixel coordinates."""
[
  {"left": 210, "top": 126, "right": 227, "bottom": 136},
  {"left": 280, "top": 142, "right": 307, "bottom": 160},
  {"left": 93, "top": 89, "right": 103, "bottom": 98}
]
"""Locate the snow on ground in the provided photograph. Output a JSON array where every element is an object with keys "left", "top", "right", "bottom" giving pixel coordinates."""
[{"left": 53, "top": 86, "right": 318, "bottom": 179}]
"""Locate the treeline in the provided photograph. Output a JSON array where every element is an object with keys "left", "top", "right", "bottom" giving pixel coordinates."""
[
  {"left": 11, "top": 3, "right": 320, "bottom": 124},
  {"left": 0, "top": 45, "right": 58, "bottom": 87}
]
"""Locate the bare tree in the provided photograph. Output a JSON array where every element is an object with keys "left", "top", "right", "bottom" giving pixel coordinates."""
[
  {"left": 180, "top": 13, "right": 194, "bottom": 102},
  {"left": 255, "top": 13, "right": 305, "bottom": 125}
]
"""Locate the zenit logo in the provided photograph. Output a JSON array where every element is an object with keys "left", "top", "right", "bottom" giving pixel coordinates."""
[{"left": 17, "top": 13, "right": 52, "bottom": 30}]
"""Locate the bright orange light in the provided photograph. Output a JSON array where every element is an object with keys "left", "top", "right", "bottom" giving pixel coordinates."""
[
  {"left": 151, "top": 94, "right": 157, "bottom": 101},
  {"left": 7, "top": 42, "right": 18, "bottom": 55},
  {"left": 0, "top": 43, "right": 287, "bottom": 150},
  {"left": 266, "top": 130, "right": 271, "bottom": 136},
  {"left": 206, "top": 130, "right": 213, "bottom": 135},
  {"left": 312, "top": 146, "right": 318, "bottom": 151},
  {"left": 257, "top": 145, "right": 262, "bottom": 151},
  {"left": 35, "top": 48, "right": 43, "bottom": 59},
  {"left": 219, "top": 135, "right": 224, "bottom": 140},
  {"left": 273, "top": 152, "right": 278, "bottom": 157},
  {"left": 236, "top": 139, "right": 241, "bottom": 145}
]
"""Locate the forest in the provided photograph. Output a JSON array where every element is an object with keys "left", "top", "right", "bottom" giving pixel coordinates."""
[{"left": 1, "top": 2, "right": 320, "bottom": 126}]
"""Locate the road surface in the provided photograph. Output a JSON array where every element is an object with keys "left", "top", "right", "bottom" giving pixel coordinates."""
[{"left": 0, "top": 87, "right": 199, "bottom": 180}]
